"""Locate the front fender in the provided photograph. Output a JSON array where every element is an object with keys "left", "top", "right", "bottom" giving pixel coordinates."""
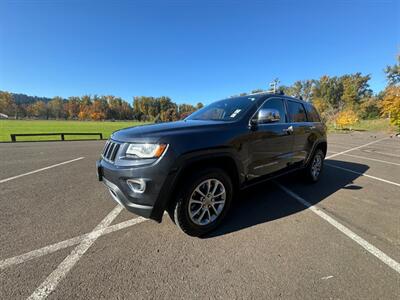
[{"left": 150, "top": 148, "right": 244, "bottom": 222}]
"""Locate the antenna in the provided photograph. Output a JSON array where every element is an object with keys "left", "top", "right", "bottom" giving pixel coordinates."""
[{"left": 269, "top": 78, "right": 280, "bottom": 93}]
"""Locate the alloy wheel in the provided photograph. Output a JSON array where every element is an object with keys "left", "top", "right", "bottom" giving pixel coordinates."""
[{"left": 188, "top": 179, "right": 226, "bottom": 226}]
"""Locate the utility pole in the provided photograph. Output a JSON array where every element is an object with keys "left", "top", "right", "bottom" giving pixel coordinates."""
[{"left": 269, "top": 78, "right": 280, "bottom": 93}]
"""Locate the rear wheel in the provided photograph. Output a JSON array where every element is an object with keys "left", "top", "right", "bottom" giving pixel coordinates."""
[
  {"left": 171, "top": 168, "right": 233, "bottom": 236},
  {"left": 304, "top": 149, "right": 325, "bottom": 183}
]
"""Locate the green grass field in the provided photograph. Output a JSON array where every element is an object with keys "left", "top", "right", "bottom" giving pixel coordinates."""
[
  {"left": 0, "top": 120, "right": 147, "bottom": 142},
  {"left": 327, "top": 118, "right": 396, "bottom": 133}
]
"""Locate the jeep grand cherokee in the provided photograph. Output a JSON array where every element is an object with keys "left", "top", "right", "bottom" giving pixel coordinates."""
[{"left": 97, "top": 93, "right": 327, "bottom": 236}]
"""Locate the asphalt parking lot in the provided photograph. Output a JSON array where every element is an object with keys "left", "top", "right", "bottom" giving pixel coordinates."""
[{"left": 1, "top": 132, "right": 399, "bottom": 299}]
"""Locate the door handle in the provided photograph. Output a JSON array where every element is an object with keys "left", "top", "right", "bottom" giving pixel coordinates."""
[
  {"left": 283, "top": 126, "right": 294, "bottom": 135},
  {"left": 305, "top": 125, "right": 315, "bottom": 133}
]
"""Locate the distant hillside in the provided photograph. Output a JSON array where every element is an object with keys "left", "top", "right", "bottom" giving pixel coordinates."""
[{"left": 1, "top": 91, "right": 55, "bottom": 104}]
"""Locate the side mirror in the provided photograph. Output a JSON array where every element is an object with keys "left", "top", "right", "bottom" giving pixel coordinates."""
[{"left": 257, "top": 108, "right": 281, "bottom": 124}]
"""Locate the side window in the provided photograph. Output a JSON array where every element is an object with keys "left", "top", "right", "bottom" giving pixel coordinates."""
[
  {"left": 287, "top": 100, "right": 307, "bottom": 122},
  {"left": 305, "top": 104, "right": 321, "bottom": 122},
  {"left": 259, "top": 98, "right": 286, "bottom": 123}
]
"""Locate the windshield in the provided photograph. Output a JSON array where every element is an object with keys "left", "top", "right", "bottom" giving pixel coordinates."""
[{"left": 186, "top": 96, "right": 257, "bottom": 121}]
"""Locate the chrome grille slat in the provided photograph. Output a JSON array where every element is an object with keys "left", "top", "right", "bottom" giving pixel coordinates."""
[
  {"left": 106, "top": 143, "right": 115, "bottom": 158},
  {"left": 103, "top": 141, "right": 111, "bottom": 156},
  {"left": 102, "top": 140, "right": 120, "bottom": 163},
  {"left": 110, "top": 144, "right": 120, "bottom": 161}
]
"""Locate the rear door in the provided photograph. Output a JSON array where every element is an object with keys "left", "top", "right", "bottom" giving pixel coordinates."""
[
  {"left": 285, "top": 100, "right": 312, "bottom": 164},
  {"left": 248, "top": 98, "right": 294, "bottom": 178}
]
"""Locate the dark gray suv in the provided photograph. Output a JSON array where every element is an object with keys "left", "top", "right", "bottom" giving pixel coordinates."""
[{"left": 97, "top": 93, "right": 327, "bottom": 236}]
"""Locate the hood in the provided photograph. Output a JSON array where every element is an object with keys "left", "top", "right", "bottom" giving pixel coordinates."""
[{"left": 111, "top": 120, "right": 231, "bottom": 142}]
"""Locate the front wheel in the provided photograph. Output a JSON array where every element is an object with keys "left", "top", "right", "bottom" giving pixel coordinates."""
[
  {"left": 171, "top": 168, "right": 233, "bottom": 237},
  {"left": 304, "top": 149, "right": 325, "bottom": 183}
]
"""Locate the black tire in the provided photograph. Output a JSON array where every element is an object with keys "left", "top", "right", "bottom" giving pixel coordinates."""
[
  {"left": 170, "top": 168, "right": 233, "bottom": 237},
  {"left": 303, "top": 149, "right": 325, "bottom": 183}
]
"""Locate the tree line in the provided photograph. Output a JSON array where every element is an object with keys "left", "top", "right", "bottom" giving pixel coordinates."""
[
  {"left": 0, "top": 93, "right": 204, "bottom": 122},
  {"left": 0, "top": 56, "right": 399, "bottom": 129}
]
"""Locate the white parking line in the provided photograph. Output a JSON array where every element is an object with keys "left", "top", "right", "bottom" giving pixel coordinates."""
[
  {"left": 0, "top": 216, "right": 148, "bottom": 270},
  {"left": 28, "top": 205, "right": 123, "bottom": 300},
  {"left": 0, "top": 157, "right": 85, "bottom": 183},
  {"left": 327, "top": 144, "right": 350, "bottom": 149},
  {"left": 360, "top": 149, "right": 400, "bottom": 158},
  {"left": 276, "top": 183, "right": 400, "bottom": 274},
  {"left": 325, "top": 163, "right": 400, "bottom": 187},
  {"left": 329, "top": 142, "right": 360, "bottom": 147},
  {"left": 329, "top": 140, "right": 400, "bottom": 150},
  {"left": 326, "top": 137, "right": 388, "bottom": 159},
  {"left": 329, "top": 152, "right": 400, "bottom": 167}
]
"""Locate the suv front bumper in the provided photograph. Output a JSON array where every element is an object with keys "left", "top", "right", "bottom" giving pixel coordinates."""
[
  {"left": 102, "top": 176, "right": 153, "bottom": 218},
  {"left": 96, "top": 158, "right": 171, "bottom": 219}
]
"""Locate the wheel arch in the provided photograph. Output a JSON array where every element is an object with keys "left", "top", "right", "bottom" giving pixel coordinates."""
[
  {"left": 150, "top": 152, "right": 242, "bottom": 222},
  {"left": 316, "top": 141, "right": 327, "bottom": 157},
  {"left": 304, "top": 140, "right": 328, "bottom": 167}
]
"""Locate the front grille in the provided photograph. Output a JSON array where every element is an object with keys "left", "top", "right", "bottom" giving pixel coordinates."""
[{"left": 102, "top": 140, "right": 121, "bottom": 162}]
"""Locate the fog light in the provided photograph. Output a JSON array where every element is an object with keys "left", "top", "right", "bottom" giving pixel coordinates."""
[{"left": 126, "top": 179, "right": 146, "bottom": 193}]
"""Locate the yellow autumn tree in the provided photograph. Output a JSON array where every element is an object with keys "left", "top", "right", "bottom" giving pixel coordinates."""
[
  {"left": 336, "top": 109, "right": 359, "bottom": 129},
  {"left": 380, "top": 86, "right": 400, "bottom": 131},
  {"left": 90, "top": 111, "right": 106, "bottom": 121}
]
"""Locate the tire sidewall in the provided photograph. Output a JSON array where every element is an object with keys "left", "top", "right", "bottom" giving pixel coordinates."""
[
  {"left": 174, "top": 168, "right": 233, "bottom": 236},
  {"left": 308, "top": 149, "right": 324, "bottom": 182}
]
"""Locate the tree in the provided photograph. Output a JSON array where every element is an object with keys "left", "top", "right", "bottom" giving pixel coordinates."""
[
  {"left": 359, "top": 97, "right": 381, "bottom": 119},
  {"left": 48, "top": 97, "right": 65, "bottom": 119},
  {"left": 381, "top": 86, "right": 400, "bottom": 131},
  {"left": 196, "top": 102, "right": 204, "bottom": 109},
  {"left": 384, "top": 54, "right": 400, "bottom": 86},
  {"left": 284, "top": 80, "right": 315, "bottom": 101},
  {"left": 91, "top": 101, "right": 105, "bottom": 120},
  {"left": 178, "top": 103, "right": 195, "bottom": 114},
  {"left": 90, "top": 111, "right": 106, "bottom": 120},
  {"left": 313, "top": 75, "right": 344, "bottom": 109},
  {"left": 341, "top": 73, "right": 372, "bottom": 108},
  {"left": 120, "top": 101, "right": 133, "bottom": 120},
  {"left": 0, "top": 91, "right": 16, "bottom": 117},
  {"left": 65, "top": 97, "right": 80, "bottom": 119},
  {"left": 79, "top": 95, "right": 92, "bottom": 120},
  {"left": 161, "top": 107, "right": 179, "bottom": 122},
  {"left": 25, "top": 103, "right": 36, "bottom": 118},
  {"left": 32, "top": 101, "right": 49, "bottom": 119}
]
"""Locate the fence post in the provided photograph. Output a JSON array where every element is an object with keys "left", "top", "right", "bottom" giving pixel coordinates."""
[
  {"left": 11, "top": 134, "right": 16, "bottom": 142},
  {"left": 100, "top": 133, "right": 103, "bottom": 140},
  {"left": 61, "top": 134, "right": 65, "bottom": 141}
]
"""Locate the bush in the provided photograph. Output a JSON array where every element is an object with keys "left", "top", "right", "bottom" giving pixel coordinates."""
[{"left": 335, "top": 110, "right": 359, "bottom": 129}]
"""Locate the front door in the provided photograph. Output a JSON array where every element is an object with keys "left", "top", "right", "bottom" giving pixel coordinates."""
[{"left": 247, "top": 98, "right": 294, "bottom": 179}]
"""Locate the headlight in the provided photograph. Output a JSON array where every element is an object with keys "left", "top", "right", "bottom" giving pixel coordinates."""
[{"left": 126, "top": 143, "right": 168, "bottom": 159}]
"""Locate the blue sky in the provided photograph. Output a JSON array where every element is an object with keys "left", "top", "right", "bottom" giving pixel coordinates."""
[{"left": 1, "top": 0, "right": 399, "bottom": 105}]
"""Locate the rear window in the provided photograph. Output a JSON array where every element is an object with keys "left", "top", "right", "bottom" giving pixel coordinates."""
[
  {"left": 305, "top": 103, "right": 321, "bottom": 122},
  {"left": 287, "top": 100, "right": 307, "bottom": 122}
]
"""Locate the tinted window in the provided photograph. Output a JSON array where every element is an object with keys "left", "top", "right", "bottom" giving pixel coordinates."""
[
  {"left": 287, "top": 100, "right": 307, "bottom": 122},
  {"left": 257, "top": 98, "right": 286, "bottom": 123},
  {"left": 305, "top": 103, "right": 321, "bottom": 122},
  {"left": 187, "top": 95, "right": 257, "bottom": 121}
]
